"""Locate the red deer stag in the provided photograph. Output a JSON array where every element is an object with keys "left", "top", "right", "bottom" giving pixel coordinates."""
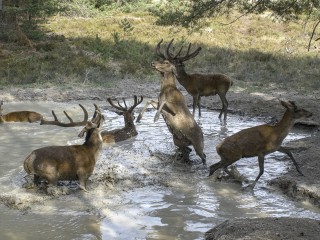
[
  {"left": 23, "top": 104, "right": 103, "bottom": 192},
  {"left": 0, "top": 100, "right": 42, "bottom": 123},
  {"left": 209, "top": 100, "right": 312, "bottom": 189},
  {"left": 156, "top": 39, "right": 233, "bottom": 120},
  {"left": 151, "top": 59, "right": 206, "bottom": 164},
  {"left": 101, "top": 95, "right": 143, "bottom": 143}
]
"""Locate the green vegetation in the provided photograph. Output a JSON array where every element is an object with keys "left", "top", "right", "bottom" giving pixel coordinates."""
[{"left": 0, "top": 1, "right": 319, "bottom": 92}]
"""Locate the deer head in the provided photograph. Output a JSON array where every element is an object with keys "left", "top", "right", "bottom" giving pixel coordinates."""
[{"left": 107, "top": 95, "right": 143, "bottom": 127}]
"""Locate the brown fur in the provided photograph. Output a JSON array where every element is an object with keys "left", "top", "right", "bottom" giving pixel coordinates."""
[
  {"left": 152, "top": 60, "right": 206, "bottom": 164},
  {"left": 101, "top": 96, "right": 142, "bottom": 143},
  {"left": 0, "top": 101, "right": 42, "bottom": 123},
  {"left": 156, "top": 39, "right": 233, "bottom": 120},
  {"left": 23, "top": 118, "right": 103, "bottom": 192},
  {"left": 209, "top": 100, "right": 313, "bottom": 188}
]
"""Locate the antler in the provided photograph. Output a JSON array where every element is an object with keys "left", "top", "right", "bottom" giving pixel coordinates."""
[
  {"left": 107, "top": 95, "right": 143, "bottom": 113},
  {"left": 40, "top": 104, "right": 89, "bottom": 127},
  {"left": 155, "top": 39, "right": 166, "bottom": 59},
  {"left": 166, "top": 39, "right": 202, "bottom": 62}
]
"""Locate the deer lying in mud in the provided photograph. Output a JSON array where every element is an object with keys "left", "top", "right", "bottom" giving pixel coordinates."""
[
  {"left": 23, "top": 104, "right": 103, "bottom": 192},
  {"left": 150, "top": 59, "right": 206, "bottom": 164},
  {"left": 101, "top": 95, "right": 143, "bottom": 143},
  {"left": 156, "top": 39, "right": 233, "bottom": 120},
  {"left": 209, "top": 100, "right": 312, "bottom": 189},
  {"left": 0, "top": 100, "right": 42, "bottom": 123}
]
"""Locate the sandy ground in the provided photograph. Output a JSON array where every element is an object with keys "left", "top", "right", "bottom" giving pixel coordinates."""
[{"left": 1, "top": 80, "right": 319, "bottom": 239}]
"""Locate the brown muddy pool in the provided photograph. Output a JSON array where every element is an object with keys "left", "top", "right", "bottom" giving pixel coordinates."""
[{"left": 0, "top": 100, "right": 319, "bottom": 240}]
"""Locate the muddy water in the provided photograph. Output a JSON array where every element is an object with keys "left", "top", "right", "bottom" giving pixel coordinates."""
[{"left": 0, "top": 101, "right": 319, "bottom": 240}]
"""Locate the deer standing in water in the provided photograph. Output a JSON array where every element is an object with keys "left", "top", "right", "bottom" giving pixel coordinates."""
[
  {"left": 0, "top": 100, "right": 42, "bottom": 123},
  {"left": 209, "top": 100, "right": 312, "bottom": 189},
  {"left": 156, "top": 39, "right": 233, "bottom": 120},
  {"left": 151, "top": 59, "right": 206, "bottom": 164},
  {"left": 23, "top": 104, "right": 103, "bottom": 192},
  {"left": 101, "top": 95, "right": 143, "bottom": 143}
]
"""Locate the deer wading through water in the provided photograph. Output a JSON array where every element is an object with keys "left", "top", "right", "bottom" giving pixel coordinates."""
[
  {"left": 156, "top": 39, "right": 233, "bottom": 120},
  {"left": 0, "top": 100, "right": 42, "bottom": 123},
  {"left": 23, "top": 104, "right": 103, "bottom": 192},
  {"left": 209, "top": 100, "right": 312, "bottom": 189},
  {"left": 150, "top": 59, "right": 206, "bottom": 164},
  {"left": 101, "top": 95, "right": 143, "bottom": 143}
]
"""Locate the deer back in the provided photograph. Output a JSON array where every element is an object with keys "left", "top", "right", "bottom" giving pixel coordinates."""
[{"left": 23, "top": 105, "right": 103, "bottom": 188}]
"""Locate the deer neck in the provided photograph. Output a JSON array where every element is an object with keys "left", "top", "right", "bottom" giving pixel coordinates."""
[
  {"left": 161, "top": 72, "right": 177, "bottom": 89},
  {"left": 274, "top": 109, "right": 295, "bottom": 141},
  {"left": 124, "top": 114, "right": 136, "bottom": 131},
  {"left": 174, "top": 65, "right": 189, "bottom": 84},
  {"left": 83, "top": 128, "right": 103, "bottom": 150}
]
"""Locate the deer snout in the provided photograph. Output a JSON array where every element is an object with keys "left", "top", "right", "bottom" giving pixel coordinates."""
[{"left": 151, "top": 61, "right": 156, "bottom": 68}]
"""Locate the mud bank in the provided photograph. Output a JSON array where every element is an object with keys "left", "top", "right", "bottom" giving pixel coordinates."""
[{"left": 205, "top": 217, "right": 320, "bottom": 240}]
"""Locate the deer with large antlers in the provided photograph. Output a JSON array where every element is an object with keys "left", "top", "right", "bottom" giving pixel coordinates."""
[
  {"left": 101, "top": 95, "right": 143, "bottom": 143},
  {"left": 156, "top": 39, "right": 233, "bottom": 120},
  {"left": 23, "top": 104, "right": 103, "bottom": 192},
  {"left": 0, "top": 100, "right": 42, "bottom": 123},
  {"left": 40, "top": 104, "right": 92, "bottom": 127},
  {"left": 150, "top": 59, "right": 206, "bottom": 164},
  {"left": 209, "top": 100, "right": 312, "bottom": 189}
]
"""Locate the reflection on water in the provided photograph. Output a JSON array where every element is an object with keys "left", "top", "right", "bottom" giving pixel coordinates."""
[{"left": 0, "top": 101, "right": 319, "bottom": 240}]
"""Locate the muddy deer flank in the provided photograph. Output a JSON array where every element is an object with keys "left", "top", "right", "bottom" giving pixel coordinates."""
[
  {"left": 0, "top": 100, "right": 43, "bottom": 123},
  {"left": 209, "top": 100, "right": 312, "bottom": 189},
  {"left": 23, "top": 104, "right": 103, "bottom": 193},
  {"left": 156, "top": 39, "right": 233, "bottom": 120}
]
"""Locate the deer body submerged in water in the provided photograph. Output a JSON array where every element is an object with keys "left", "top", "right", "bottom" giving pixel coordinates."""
[
  {"left": 0, "top": 100, "right": 42, "bottom": 123},
  {"left": 209, "top": 100, "right": 313, "bottom": 188},
  {"left": 23, "top": 105, "right": 103, "bottom": 192}
]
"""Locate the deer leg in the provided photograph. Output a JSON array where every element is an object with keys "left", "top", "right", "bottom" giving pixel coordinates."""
[
  {"left": 198, "top": 95, "right": 202, "bottom": 117},
  {"left": 136, "top": 100, "right": 158, "bottom": 123},
  {"left": 218, "top": 93, "right": 228, "bottom": 120},
  {"left": 154, "top": 101, "right": 167, "bottom": 122},
  {"left": 278, "top": 146, "right": 304, "bottom": 176},
  {"left": 78, "top": 179, "right": 89, "bottom": 192},
  {"left": 252, "top": 154, "right": 265, "bottom": 187},
  {"left": 209, "top": 161, "right": 223, "bottom": 176},
  {"left": 192, "top": 95, "right": 198, "bottom": 116},
  {"left": 33, "top": 174, "right": 41, "bottom": 185}
]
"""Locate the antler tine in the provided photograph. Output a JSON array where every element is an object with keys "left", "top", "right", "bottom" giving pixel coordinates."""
[
  {"left": 40, "top": 104, "right": 88, "bottom": 127},
  {"left": 107, "top": 97, "right": 126, "bottom": 111},
  {"left": 173, "top": 44, "right": 184, "bottom": 59},
  {"left": 179, "top": 43, "right": 202, "bottom": 62},
  {"left": 155, "top": 39, "right": 166, "bottom": 59},
  {"left": 91, "top": 104, "right": 103, "bottom": 126},
  {"left": 165, "top": 38, "right": 175, "bottom": 60},
  {"left": 128, "top": 95, "right": 143, "bottom": 112},
  {"left": 91, "top": 103, "right": 99, "bottom": 121},
  {"left": 121, "top": 98, "right": 128, "bottom": 109}
]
